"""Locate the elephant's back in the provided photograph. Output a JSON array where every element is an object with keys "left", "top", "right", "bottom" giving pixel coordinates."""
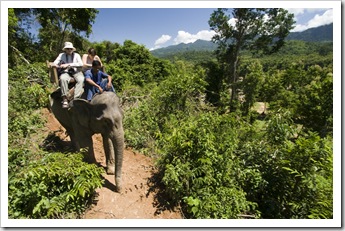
[{"left": 91, "top": 92, "right": 120, "bottom": 105}]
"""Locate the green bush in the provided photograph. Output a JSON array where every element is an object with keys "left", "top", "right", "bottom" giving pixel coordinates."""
[
  {"left": 8, "top": 63, "right": 51, "bottom": 147},
  {"left": 236, "top": 110, "right": 333, "bottom": 218},
  {"left": 158, "top": 112, "right": 259, "bottom": 218},
  {"left": 124, "top": 61, "right": 207, "bottom": 155},
  {"left": 8, "top": 150, "right": 104, "bottom": 218}
]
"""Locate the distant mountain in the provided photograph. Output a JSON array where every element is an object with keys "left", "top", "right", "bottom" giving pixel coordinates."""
[
  {"left": 151, "top": 23, "right": 333, "bottom": 58},
  {"left": 286, "top": 23, "right": 333, "bottom": 42},
  {"left": 151, "top": 40, "right": 217, "bottom": 58}
]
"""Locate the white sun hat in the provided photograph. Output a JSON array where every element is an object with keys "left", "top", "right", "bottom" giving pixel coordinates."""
[{"left": 63, "top": 42, "right": 76, "bottom": 51}]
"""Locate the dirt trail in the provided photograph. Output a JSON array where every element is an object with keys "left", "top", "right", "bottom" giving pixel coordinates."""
[{"left": 43, "top": 108, "right": 182, "bottom": 219}]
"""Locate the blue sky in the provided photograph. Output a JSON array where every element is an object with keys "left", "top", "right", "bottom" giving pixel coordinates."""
[
  {"left": 88, "top": 7, "right": 333, "bottom": 50},
  {"left": 2, "top": 1, "right": 336, "bottom": 51}
]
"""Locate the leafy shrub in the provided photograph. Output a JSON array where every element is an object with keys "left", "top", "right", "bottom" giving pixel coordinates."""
[
  {"left": 8, "top": 63, "right": 50, "bottom": 110},
  {"left": 104, "top": 40, "right": 173, "bottom": 92},
  {"left": 236, "top": 110, "right": 333, "bottom": 218},
  {"left": 8, "top": 151, "right": 104, "bottom": 218},
  {"left": 124, "top": 61, "right": 207, "bottom": 155},
  {"left": 8, "top": 63, "right": 51, "bottom": 147},
  {"left": 158, "top": 112, "right": 259, "bottom": 218},
  {"left": 124, "top": 98, "right": 161, "bottom": 155},
  {"left": 296, "top": 65, "right": 333, "bottom": 136},
  {"left": 8, "top": 110, "right": 45, "bottom": 147},
  {"left": 261, "top": 63, "right": 333, "bottom": 137}
]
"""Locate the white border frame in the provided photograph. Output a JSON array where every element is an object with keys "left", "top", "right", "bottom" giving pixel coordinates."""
[{"left": 1, "top": 1, "right": 342, "bottom": 228}]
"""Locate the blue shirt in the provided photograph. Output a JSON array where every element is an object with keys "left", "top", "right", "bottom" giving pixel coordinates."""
[{"left": 84, "top": 69, "right": 109, "bottom": 85}]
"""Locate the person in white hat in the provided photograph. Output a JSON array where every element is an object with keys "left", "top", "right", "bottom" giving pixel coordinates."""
[{"left": 53, "top": 42, "right": 84, "bottom": 108}]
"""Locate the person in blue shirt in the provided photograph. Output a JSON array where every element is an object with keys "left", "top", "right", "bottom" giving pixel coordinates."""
[{"left": 84, "top": 60, "right": 115, "bottom": 101}]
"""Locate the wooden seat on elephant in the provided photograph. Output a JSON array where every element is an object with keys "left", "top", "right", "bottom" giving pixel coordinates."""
[
  {"left": 47, "top": 60, "right": 106, "bottom": 100},
  {"left": 47, "top": 61, "right": 59, "bottom": 86},
  {"left": 46, "top": 60, "right": 105, "bottom": 86},
  {"left": 46, "top": 60, "right": 76, "bottom": 89}
]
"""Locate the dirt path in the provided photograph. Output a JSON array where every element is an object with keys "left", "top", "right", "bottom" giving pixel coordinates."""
[{"left": 43, "top": 108, "right": 182, "bottom": 219}]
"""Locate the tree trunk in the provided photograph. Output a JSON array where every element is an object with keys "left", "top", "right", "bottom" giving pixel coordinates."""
[{"left": 229, "top": 48, "right": 240, "bottom": 112}]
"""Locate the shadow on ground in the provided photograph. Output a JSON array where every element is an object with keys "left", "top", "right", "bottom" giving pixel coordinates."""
[
  {"left": 40, "top": 130, "right": 74, "bottom": 152},
  {"left": 146, "top": 171, "right": 183, "bottom": 218}
]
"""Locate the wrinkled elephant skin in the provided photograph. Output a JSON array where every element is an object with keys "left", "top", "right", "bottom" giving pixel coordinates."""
[{"left": 49, "top": 91, "right": 124, "bottom": 192}]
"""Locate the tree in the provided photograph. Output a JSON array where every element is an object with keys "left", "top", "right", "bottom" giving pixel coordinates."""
[
  {"left": 9, "top": 9, "right": 39, "bottom": 67},
  {"left": 34, "top": 8, "right": 98, "bottom": 61},
  {"left": 209, "top": 8, "right": 295, "bottom": 111},
  {"left": 10, "top": 8, "right": 98, "bottom": 62}
]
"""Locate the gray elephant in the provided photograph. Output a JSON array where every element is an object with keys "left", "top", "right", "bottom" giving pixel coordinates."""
[{"left": 49, "top": 90, "right": 124, "bottom": 192}]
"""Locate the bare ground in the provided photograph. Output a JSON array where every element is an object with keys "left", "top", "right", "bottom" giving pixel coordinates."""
[{"left": 42, "top": 108, "right": 182, "bottom": 219}]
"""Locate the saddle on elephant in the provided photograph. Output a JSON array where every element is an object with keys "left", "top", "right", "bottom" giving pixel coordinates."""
[
  {"left": 47, "top": 61, "right": 77, "bottom": 85},
  {"left": 50, "top": 86, "right": 76, "bottom": 102},
  {"left": 47, "top": 60, "right": 78, "bottom": 101}
]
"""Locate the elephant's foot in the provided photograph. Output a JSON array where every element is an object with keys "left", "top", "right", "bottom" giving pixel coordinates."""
[
  {"left": 106, "top": 166, "right": 115, "bottom": 175},
  {"left": 115, "top": 177, "right": 122, "bottom": 193}
]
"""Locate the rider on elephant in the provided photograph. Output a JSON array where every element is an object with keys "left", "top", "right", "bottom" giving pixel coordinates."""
[
  {"left": 53, "top": 42, "right": 84, "bottom": 108},
  {"left": 84, "top": 60, "right": 115, "bottom": 101}
]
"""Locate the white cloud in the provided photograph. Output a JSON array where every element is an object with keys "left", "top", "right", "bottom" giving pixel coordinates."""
[
  {"left": 150, "top": 34, "right": 172, "bottom": 50},
  {"left": 154, "top": 34, "right": 172, "bottom": 46},
  {"left": 287, "top": 8, "right": 305, "bottom": 16},
  {"left": 173, "top": 30, "right": 216, "bottom": 45},
  {"left": 292, "top": 9, "right": 333, "bottom": 32},
  {"left": 287, "top": 8, "right": 328, "bottom": 16},
  {"left": 307, "top": 9, "right": 333, "bottom": 28}
]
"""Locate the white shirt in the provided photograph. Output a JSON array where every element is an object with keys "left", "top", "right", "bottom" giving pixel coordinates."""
[{"left": 54, "top": 52, "right": 83, "bottom": 69}]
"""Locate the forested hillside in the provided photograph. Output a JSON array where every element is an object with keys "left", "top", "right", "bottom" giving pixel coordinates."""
[
  {"left": 151, "top": 23, "right": 333, "bottom": 63},
  {"left": 286, "top": 23, "right": 333, "bottom": 42},
  {"left": 8, "top": 8, "right": 333, "bottom": 220}
]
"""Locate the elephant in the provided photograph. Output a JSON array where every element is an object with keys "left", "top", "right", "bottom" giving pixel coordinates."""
[{"left": 49, "top": 90, "right": 124, "bottom": 192}]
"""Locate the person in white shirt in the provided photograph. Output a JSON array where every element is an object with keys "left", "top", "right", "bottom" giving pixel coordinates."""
[{"left": 53, "top": 42, "right": 84, "bottom": 108}]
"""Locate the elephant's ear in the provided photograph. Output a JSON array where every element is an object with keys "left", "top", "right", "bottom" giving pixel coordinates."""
[
  {"left": 70, "top": 99, "right": 92, "bottom": 128},
  {"left": 90, "top": 104, "right": 108, "bottom": 121}
]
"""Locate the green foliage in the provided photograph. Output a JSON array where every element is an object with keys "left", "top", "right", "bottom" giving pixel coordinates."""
[
  {"left": 8, "top": 63, "right": 51, "bottom": 147},
  {"left": 295, "top": 65, "right": 333, "bottom": 136},
  {"left": 8, "top": 8, "right": 18, "bottom": 43},
  {"left": 154, "top": 50, "right": 216, "bottom": 64},
  {"left": 8, "top": 150, "right": 104, "bottom": 218},
  {"left": 35, "top": 8, "right": 98, "bottom": 61},
  {"left": 263, "top": 63, "right": 333, "bottom": 136},
  {"left": 123, "top": 97, "right": 160, "bottom": 155},
  {"left": 236, "top": 110, "right": 333, "bottom": 218},
  {"left": 154, "top": 61, "right": 207, "bottom": 117},
  {"left": 201, "top": 60, "right": 225, "bottom": 106},
  {"left": 123, "top": 38, "right": 333, "bottom": 219},
  {"left": 124, "top": 61, "right": 208, "bottom": 155},
  {"left": 209, "top": 8, "right": 295, "bottom": 111},
  {"left": 239, "top": 60, "right": 265, "bottom": 115},
  {"left": 101, "top": 40, "right": 174, "bottom": 92},
  {"left": 8, "top": 60, "right": 104, "bottom": 219},
  {"left": 158, "top": 112, "right": 259, "bottom": 218}
]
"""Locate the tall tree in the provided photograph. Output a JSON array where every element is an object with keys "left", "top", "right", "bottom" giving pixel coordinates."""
[
  {"left": 10, "top": 8, "right": 98, "bottom": 62},
  {"left": 34, "top": 8, "right": 99, "bottom": 60},
  {"left": 209, "top": 8, "right": 295, "bottom": 111},
  {"left": 9, "top": 9, "right": 38, "bottom": 67}
]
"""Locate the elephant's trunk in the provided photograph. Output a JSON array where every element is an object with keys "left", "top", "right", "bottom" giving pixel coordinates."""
[{"left": 110, "top": 123, "right": 124, "bottom": 193}]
